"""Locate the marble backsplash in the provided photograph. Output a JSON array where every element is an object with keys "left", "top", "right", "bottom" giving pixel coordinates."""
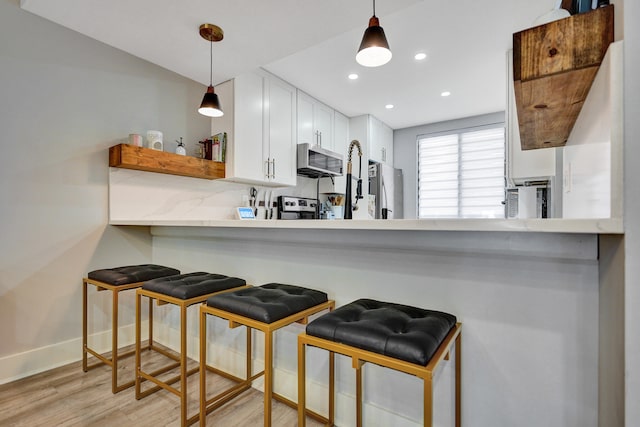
[{"left": 109, "top": 168, "right": 337, "bottom": 222}]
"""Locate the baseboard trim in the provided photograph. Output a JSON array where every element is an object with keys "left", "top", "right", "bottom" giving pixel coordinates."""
[{"left": 0, "top": 321, "right": 147, "bottom": 385}]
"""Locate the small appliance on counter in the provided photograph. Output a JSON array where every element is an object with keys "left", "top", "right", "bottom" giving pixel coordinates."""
[
  {"left": 277, "top": 196, "right": 318, "bottom": 220},
  {"left": 505, "top": 180, "right": 552, "bottom": 219}
]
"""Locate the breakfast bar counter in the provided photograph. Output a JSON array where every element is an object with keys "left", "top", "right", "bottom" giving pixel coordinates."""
[{"left": 109, "top": 217, "right": 623, "bottom": 234}]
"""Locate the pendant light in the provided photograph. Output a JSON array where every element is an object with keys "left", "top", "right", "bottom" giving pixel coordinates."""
[
  {"left": 198, "top": 23, "right": 224, "bottom": 118},
  {"left": 356, "top": 0, "right": 392, "bottom": 67}
]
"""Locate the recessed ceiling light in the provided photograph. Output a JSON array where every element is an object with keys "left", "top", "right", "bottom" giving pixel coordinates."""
[
  {"left": 385, "top": 104, "right": 394, "bottom": 109},
  {"left": 441, "top": 91, "right": 451, "bottom": 97},
  {"left": 414, "top": 52, "right": 427, "bottom": 61},
  {"left": 348, "top": 73, "right": 359, "bottom": 80}
]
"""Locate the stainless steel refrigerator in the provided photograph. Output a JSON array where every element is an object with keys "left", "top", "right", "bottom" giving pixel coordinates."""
[{"left": 368, "top": 161, "right": 403, "bottom": 219}]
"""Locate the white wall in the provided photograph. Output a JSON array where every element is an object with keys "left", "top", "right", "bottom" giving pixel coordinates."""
[
  {"left": 151, "top": 227, "right": 599, "bottom": 427},
  {"left": 562, "top": 42, "right": 623, "bottom": 219},
  {"left": 623, "top": 0, "right": 640, "bottom": 426},
  {"left": 0, "top": 0, "right": 211, "bottom": 381}
]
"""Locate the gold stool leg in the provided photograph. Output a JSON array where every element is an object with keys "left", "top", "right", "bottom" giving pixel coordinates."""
[
  {"left": 180, "top": 303, "right": 188, "bottom": 427},
  {"left": 297, "top": 337, "right": 306, "bottom": 427},
  {"left": 111, "top": 288, "right": 119, "bottom": 393},
  {"left": 424, "top": 376, "right": 433, "bottom": 427},
  {"left": 200, "top": 307, "right": 208, "bottom": 426},
  {"left": 264, "top": 330, "right": 273, "bottom": 427},
  {"left": 355, "top": 360, "right": 363, "bottom": 427},
  {"left": 329, "top": 350, "right": 335, "bottom": 426},
  {"left": 455, "top": 332, "right": 462, "bottom": 427},
  {"left": 135, "top": 291, "right": 144, "bottom": 399},
  {"left": 82, "top": 279, "right": 88, "bottom": 372},
  {"left": 246, "top": 326, "right": 252, "bottom": 381},
  {"left": 148, "top": 297, "right": 154, "bottom": 348}
]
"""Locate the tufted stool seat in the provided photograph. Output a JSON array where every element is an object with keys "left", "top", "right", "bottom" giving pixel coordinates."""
[
  {"left": 88, "top": 264, "right": 180, "bottom": 286},
  {"left": 135, "top": 272, "right": 247, "bottom": 427},
  {"left": 82, "top": 264, "right": 180, "bottom": 393},
  {"left": 298, "top": 299, "right": 462, "bottom": 427},
  {"left": 199, "top": 283, "right": 334, "bottom": 427}
]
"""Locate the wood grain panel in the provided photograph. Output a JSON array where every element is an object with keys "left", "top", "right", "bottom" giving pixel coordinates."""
[
  {"left": 514, "top": 6, "right": 614, "bottom": 82},
  {"left": 109, "top": 144, "right": 225, "bottom": 180},
  {"left": 515, "top": 67, "right": 598, "bottom": 150},
  {"left": 512, "top": 5, "right": 613, "bottom": 150}
]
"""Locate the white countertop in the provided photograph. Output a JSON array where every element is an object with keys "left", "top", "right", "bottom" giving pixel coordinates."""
[{"left": 109, "top": 217, "right": 623, "bottom": 234}]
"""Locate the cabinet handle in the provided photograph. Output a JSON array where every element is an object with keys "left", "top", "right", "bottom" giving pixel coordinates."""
[
  {"left": 271, "top": 158, "right": 276, "bottom": 179},
  {"left": 319, "top": 131, "right": 322, "bottom": 147},
  {"left": 382, "top": 147, "right": 386, "bottom": 162},
  {"left": 265, "top": 159, "right": 270, "bottom": 179}
]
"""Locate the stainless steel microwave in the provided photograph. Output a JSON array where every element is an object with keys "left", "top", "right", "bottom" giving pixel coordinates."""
[{"left": 296, "top": 143, "right": 343, "bottom": 178}]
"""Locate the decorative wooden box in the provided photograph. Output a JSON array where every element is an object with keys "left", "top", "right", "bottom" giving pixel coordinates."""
[
  {"left": 513, "top": 5, "right": 614, "bottom": 150},
  {"left": 109, "top": 144, "right": 225, "bottom": 180}
]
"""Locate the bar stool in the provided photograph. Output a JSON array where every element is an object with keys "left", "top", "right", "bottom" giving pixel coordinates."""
[
  {"left": 199, "top": 283, "right": 335, "bottom": 427},
  {"left": 82, "top": 264, "right": 180, "bottom": 393},
  {"left": 298, "top": 298, "right": 462, "bottom": 427},
  {"left": 135, "top": 272, "right": 247, "bottom": 427}
]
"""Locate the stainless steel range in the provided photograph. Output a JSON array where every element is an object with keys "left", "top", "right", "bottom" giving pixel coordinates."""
[{"left": 277, "top": 196, "right": 318, "bottom": 219}]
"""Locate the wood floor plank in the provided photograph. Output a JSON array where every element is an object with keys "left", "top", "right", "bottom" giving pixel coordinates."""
[{"left": 0, "top": 344, "right": 324, "bottom": 427}]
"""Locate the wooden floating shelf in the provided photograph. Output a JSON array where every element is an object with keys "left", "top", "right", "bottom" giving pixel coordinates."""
[
  {"left": 513, "top": 5, "right": 614, "bottom": 150},
  {"left": 109, "top": 144, "right": 225, "bottom": 180}
]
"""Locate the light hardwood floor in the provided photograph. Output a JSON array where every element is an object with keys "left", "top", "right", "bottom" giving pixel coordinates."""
[{"left": 0, "top": 344, "right": 324, "bottom": 427}]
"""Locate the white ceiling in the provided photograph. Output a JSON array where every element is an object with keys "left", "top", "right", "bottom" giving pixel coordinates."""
[{"left": 20, "top": 0, "right": 554, "bottom": 130}]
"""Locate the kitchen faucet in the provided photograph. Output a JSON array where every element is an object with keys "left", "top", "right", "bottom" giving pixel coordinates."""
[{"left": 344, "top": 139, "right": 363, "bottom": 219}]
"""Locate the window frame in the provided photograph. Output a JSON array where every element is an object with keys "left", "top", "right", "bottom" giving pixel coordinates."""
[{"left": 416, "top": 121, "right": 506, "bottom": 219}]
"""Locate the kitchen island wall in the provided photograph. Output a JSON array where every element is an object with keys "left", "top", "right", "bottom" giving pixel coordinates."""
[{"left": 150, "top": 226, "right": 600, "bottom": 427}]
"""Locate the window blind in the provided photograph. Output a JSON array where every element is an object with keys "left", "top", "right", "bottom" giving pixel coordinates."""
[{"left": 418, "top": 126, "right": 505, "bottom": 219}]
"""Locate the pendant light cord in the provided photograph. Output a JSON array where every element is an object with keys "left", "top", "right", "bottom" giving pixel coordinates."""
[
  {"left": 373, "top": 0, "right": 376, "bottom": 17},
  {"left": 209, "top": 38, "right": 213, "bottom": 86}
]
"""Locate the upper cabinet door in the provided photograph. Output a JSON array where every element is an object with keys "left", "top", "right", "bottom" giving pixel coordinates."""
[
  {"left": 230, "top": 72, "right": 267, "bottom": 183},
  {"left": 212, "top": 70, "right": 297, "bottom": 187},
  {"left": 369, "top": 115, "right": 393, "bottom": 164},
  {"left": 266, "top": 73, "right": 297, "bottom": 186},
  {"left": 297, "top": 90, "right": 334, "bottom": 150},
  {"left": 332, "top": 110, "right": 350, "bottom": 191},
  {"left": 379, "top": 122, "right": 393, "bottom": 166},
  {"left": 297, "top": 92, "right": 314, "bottom": 146},
  {"left": 314, "top": 101, "right": 334, "bottom": 151}
]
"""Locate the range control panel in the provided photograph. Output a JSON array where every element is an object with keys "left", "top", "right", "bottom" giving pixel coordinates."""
[{"left": 277, "top": 196, "right": 317, "bottom": 213}]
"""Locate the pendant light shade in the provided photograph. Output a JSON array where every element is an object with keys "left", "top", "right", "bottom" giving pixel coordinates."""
[
  {"left": 198, "top": 23, "right": 224, "bottom": 118},
  {"left": 356, "top": 1, "right": 392, "bottom": 67},
  {"left": 199, "top": 86, "right": 223, "bottom": 117}
]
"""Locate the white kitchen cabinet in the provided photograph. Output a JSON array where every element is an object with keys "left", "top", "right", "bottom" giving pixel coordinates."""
[
  {"left": 506, "top": 50, "right": 556, "bottom": 185},
  {"left": 297, "top": 90, "right": 334, "bottom": 150},
  {"left": 331, "top": 110, "right": 350, "bottom": 192},
  {"left": 350, "top": 114, "right": 393, "bottom": 166},
  {"left": 333, "top": 111, "right": 349, "bottom": 154},
  {"left": 212, "top": 69, "right": 297, "bottom": 186},
  {"left": 368, "top": 115, "right": 393, "bottom": 165},
  {"left": 266, "top": 74, "right": 297, "bottom": 185}
]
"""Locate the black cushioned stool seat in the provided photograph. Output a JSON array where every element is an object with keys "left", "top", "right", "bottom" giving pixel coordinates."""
[
  {"left": 298, "top": 299, "right": 462, "bottom": 427},
  {"left": 88, "top": 264, "right": 180, "bottom": 286},
  {"left": 135, "top": 272, "right": 247, "bottom": 427},
  {"left": 143, "top": 272, "right": 247, "bottom": 300},
  {"left": 205, "top": 282, "right": 329, "bottom": 323},
  {"left": 199, "top": 283, "right": 334, "bottom": 427},
  {"left": 82, "top": 264, "right": 180, "bottom": 394}
]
